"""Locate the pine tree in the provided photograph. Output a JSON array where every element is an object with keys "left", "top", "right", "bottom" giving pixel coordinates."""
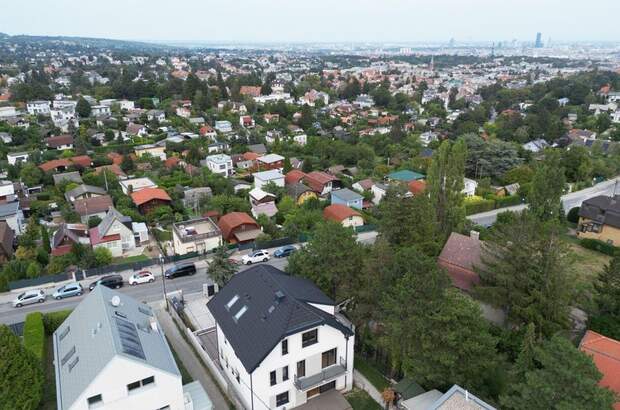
[{"left": 527, "top": 149, "right": 565, "bottom": 222}]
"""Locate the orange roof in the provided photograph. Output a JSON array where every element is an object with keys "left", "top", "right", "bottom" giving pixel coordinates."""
[
  {"left": 408, "top": 180, "right": 427, "bottom": 195},
  {"left": 240, "top": 86, "right": 261, "bottom": 97},
  {"left": 165, "top": 157, "right": 180, "bottom": 169},
  {"left": 39, "top": 159, "right": 71, "bottom": 173},
  {"left": 285, "top": 170, "right": 306, "bottom": 185},
  {"left": 580, "top": 330, "right": 620, "bottom": 410},
  {"left": 130, "top": 188, "right": 171, "bottom": 206},
  {"left": 323, "top": 204, "right": 362, "bottom": 222},
  {"left": 305, "top": 171, "right": 339, "bottom": 193},
  {"left": 217, "top": 212, "right": 259, "bottom": 240},
  {"left": 243, "top": 152, "right": 261, "bottom": 161},
  {"left": 71, "top": 155, "right": 93, "bottom": 168},
  {"left": 107, "top": 152, "right": 123, "bottom": 165}
]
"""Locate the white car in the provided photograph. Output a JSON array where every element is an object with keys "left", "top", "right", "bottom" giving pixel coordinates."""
[
  {"left": 128, "top": 271, "right": 155, "bottom": 286},
  {"left": 242, "top": 250, "right": 270, "bottom": 265},
  {"left": 12, "top": 289, "right": 46, "bottom": 308}
]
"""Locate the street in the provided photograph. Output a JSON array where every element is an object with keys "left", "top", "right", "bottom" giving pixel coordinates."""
[
  {"left": 0, "top": 255, "right": 288, "bottom": 325},
  {"left": 467, "top": 177, "right": 620, "bottom": 226}
]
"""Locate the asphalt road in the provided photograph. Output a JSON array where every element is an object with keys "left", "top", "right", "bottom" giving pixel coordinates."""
[
  {"left": 0, "top": 256, "right": 289, "bottom": 325},
  {"left": 467, "top": 177, "right": 620, "bottom": 227}
]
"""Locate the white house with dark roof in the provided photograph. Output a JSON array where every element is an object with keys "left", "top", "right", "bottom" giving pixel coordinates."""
[
  {"left": 207, "top": 265, "right": 355, "bottom": 410},
  {"left": 53, "top": 286, "right": 212, "bottom": 410}
]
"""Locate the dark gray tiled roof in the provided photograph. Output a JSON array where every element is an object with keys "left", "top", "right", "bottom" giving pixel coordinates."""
[
  {"left": 579, "top": 195, "right": 620, "bottom": 228},
  {"left": 207, "top": 265, "right": 352, "bottom": 373}
]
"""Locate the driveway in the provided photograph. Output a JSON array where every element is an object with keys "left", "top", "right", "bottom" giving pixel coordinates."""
[{"left": 296, "top": 390, "right": 352, "bottom": 410}]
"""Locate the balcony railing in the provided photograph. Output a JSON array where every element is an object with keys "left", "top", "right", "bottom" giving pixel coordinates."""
[{"left": 294, "top": 357, "right": 347, "bottom": 391}]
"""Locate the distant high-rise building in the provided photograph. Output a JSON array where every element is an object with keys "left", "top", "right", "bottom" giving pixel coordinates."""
[
  {"left": 449, "top": 37, "right": 455, "bottom": 47},
  {"left": 535, "top": 32, "right": 543, "bottom": 48}
]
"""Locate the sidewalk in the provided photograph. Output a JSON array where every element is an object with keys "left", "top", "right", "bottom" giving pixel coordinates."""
[
  {"left": 353, "top": 369, "right": 386, "bottom": 408},
  {"left": 156, "top": 307, "right": 231, "bottom": 410}
]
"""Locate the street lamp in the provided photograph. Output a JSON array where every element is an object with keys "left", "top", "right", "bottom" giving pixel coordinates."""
[{"left": 159, "top": 253, "right": 168, "bottom": 310}]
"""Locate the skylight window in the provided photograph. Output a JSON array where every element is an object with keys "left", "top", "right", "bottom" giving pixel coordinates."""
[
  {"left": 233, "top": 305, "right": 248, "bottom": 323},
  {"left": 225, "top": 294, "right": 240, "bottom": 311}
]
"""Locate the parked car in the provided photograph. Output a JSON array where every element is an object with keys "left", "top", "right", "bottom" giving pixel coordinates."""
[
  {"left": 12, "top": 289, "right": 46, "bottom": 308},
  {"left": 52, "top": 282, "right": 83, "bottom": 300},
  {"left": 242, "top": 250, "right": 270, "bottom": 265},
  {"left": 164, "top": 264, "right": 196, "bottom": 279},
  {"left": 274, "top": 245, "right": 296, "bottom": 258},
  {"left": 88, "top": 274, "right": 124, "bottom": 291},
  {"left": 129, "top": 271, "right": 155, "bottom": 285}
]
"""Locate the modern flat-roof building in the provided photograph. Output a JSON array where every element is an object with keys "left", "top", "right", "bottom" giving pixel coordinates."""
[{"left": 172, "top": 217, "right": 223, "bottom": 255}]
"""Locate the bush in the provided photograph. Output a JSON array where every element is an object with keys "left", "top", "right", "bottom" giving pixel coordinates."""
[
  {"left": 580, "top": 238, "right": 618, "bottom": 256},
  {"left": 589, "top": 314, "right": 620, "bottom": 340},
  {"left": 42, "top": 310, "right": 72, "bottom": 334},
  {"left": 567, "top": 207, "right": 581, "bottom": 224},
  {"left": 465, "top": 198, "right": 495, "bottom": 215},
  {"left": 495, "top": 194, "right": 523, "bottom": 208},
  {"left": 23, "top": 312, "right": 45, "bottom": 361}
]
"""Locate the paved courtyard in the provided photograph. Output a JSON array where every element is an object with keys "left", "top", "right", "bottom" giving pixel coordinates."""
[{"left": 296, "top": 390, "right": 352, "bottom": 410}]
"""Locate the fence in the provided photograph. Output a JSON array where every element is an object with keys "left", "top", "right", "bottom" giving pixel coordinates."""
[{"left": 8, "top": 272, "right": 72, "bottom": 291}]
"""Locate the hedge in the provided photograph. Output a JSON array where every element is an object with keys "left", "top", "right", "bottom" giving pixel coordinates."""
[
  {"left": 465, "top": 199, "right": 495, "bottom": 215},
  {"left": 23, "top": 312, "right": 45, "bottom": 361},
  {"left": 494, "top": 195, "right": 523, "bottom": 208},
  {"left": 42, "top": 310, "right": 72, "bottom": 335},
  {"left": 580, "top": 238, "right": 618, "bottom": 256}
]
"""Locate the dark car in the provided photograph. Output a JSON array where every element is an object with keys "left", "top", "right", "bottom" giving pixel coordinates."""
[
  {"left": 274, "top": 245, "right": 297, "bottom": 258},
  {"left": 89, "top": 274, "right": 124, "bottom": 291},
  {"left": 164, "top": 264, "right": 196, "bottom": 279}
]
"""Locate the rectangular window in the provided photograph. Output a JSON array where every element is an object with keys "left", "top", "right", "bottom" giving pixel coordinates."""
[
  {"left": 127, "top": 376, "right": 154, "bottom": 393},
  {"left": 276, "top": 391, "right": 289, "bottom": 407},
  {"left": 283, "top": 366, "right": 289, "bottom": 381},
  {"left": 142, "top": 376, "right": 154, "bottom": 386},
  {"left": 87, "top": 394, "right": 102, "bottom": 407},
  {"left": 270, "top": 370, "right": 277, "bottom": 386},
  {"left": 302, "top": 329, "right": 318, "bottom": 348},
  {"left": 127, "top": 381, "right": 141, "bottom": 392},
  {"left": 297, "top": 360, "right": 305, "bottom": 378},
  {"left": 322, "top": 348, "right": 337, "bottom": 368},
  {"left": 281, "top": 339, "right": 288, "bottom": 355}
]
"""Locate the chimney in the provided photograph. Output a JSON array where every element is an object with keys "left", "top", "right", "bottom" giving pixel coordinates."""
[{"left": 470, "top": 230, "right": 480, "bottom": 241}]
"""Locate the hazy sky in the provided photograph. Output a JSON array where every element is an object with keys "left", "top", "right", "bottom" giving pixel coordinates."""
[{"left": 2, "top": 0, "right": 619, "bottom": 44}]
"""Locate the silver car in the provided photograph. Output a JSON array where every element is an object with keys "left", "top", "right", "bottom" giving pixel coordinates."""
[{"left": 12, "top": 289, "right": 46, "bottom": 308}]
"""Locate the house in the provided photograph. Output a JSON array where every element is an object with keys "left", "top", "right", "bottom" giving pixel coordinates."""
[
  {"left": 408, "top": 180, "right": 427, "bottom": 196},
  {"left": 132, "top": 222, "right": 149, "bottom": 245},
  {"left": 130, "top": 188, "right": 172, "bottom": 214},
  {"left": 26, "top": 100, "right": 51, "bottom": 115},
  {"left": 579, "top": 330, "right": 620, "bottom": 410},
  {"left": 0, "top": 181, "right": 16, "bottom": 202},
  {"left": 257, "top": 154, "right": 285, "bottom": 171},
  {"left": 172, "top": 217, "right": 222, "bottom": 255},
  {"left": 419, "top": 131, "right": 438, "bottom": 146},
  {"left": 183, "top": 187, "right": 213, "bottom": 209},
  {"left": 576, "top": 195, "right": 620, "bottom": 244},
  {"left": 330, "top": 188, "right": 363, "bottom": 210},
  {"left": 53, "top": 286, "right": 213, "bottom": 410},
  {"left": 401, "top": 384, "right": 496, "bottom": 410},
  {"left": 91, "top": 105, "right": 111, "bottom": 117},
  {"left": 253, "top": 170, "right": 285, "bottom": 190},
  {"left": 89, "top": 207, "right": 136, "bottom": 257},
  {"left": 0, "top": 221, "right": 14, "bottom": 262},
  {"left": 119, "top": 177, "right": 157, "bottom": 195},
  {"left": 522, "top": 138, "right": 549, "bottom": 153},
  {"left": 0, "top": 201, "right": 24, "bottom": 235},
  {"left": 438, "top": 232, "right": 482, "bottom": 291},
  {"left": 462, "top": 178, "right": 478, "bottom": 197},
  {"left": 6, "top": 152, "right": 29, "bottom": 165},
  {"left": 387, "top": 170, "right": 425, "bottom": 183},
  {"left": 371, "top": 182, "right": 388, "bottom": 205},
  {"left": 53, "top": 171, "right": 83, "bottom": 186},
  {"left": 217, "top": 212, "right": 261, "bottom": 243},
  {"left": 0, "top": 132, "right": 12, "bottom": 144},
  {"left": 352, "top": 179, "right": 375, "bottom": 193},
  {"left": 239, "top": 85, "right": 262, "bottom": 98},
  {"left": 323, "top": 204, "right": 364, "bottom": 228},
  {"left": 126, "top": 123, "right": 148, "bottom": 137},
  {"left": 286, "top": 183, "right": 317, "bottom": 205},
  {"left": 45, "top": 134, "right": 74, "bottom": 150},
  {"left": 207, "top": 265, "right": 354, "bottom": 410},
  {"left": 205, "top": 154, "right": 234, "bottom": 177},
  {"left": 94, "top": 164, "right": 127, "bottom": 179},
  {"left": 51, "top": 223, "right": 90, "bottom": 256},
  {"left": 239, "top": 115, "right": 255, "bottom": 128},
  {"left": 304, "top": 172, "right": 340, "bottom": 197},
  {"left": 354, "top": 94, "right": 375, "bottom": 108},
  {"left": 74, "top": 195, "right": 114, "bottom": 223},
  {"left": 64, "top": 185, "right": 107, "bottom": 203},
  {"left": 214, "top": 120, "right": 233, "bottom": 133},
  {"left": 285, "top": 170, "right": 306, "bottom": 186},
  {"left": 146, "top": 109, "right": 166, "bottom": 122},
  {"left": 134, "top": 144, "right": 167, "bottom": 161},
  {"left": 38, "top": 156, "right": 93, "bottom": 173},
  {"left": 248, "top": 144, "right": 268, "bottom": 155},
  {"left": 249, "top": 188, "right": 278, "bottom": 219},
  {"left": 264, "top": 113, "right": 280, "bottom": 124},
  {"left": 200, "top": 125, "right": 217, "bottom": 138}
]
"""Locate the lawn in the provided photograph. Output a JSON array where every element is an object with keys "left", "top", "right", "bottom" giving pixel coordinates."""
[
  {"left": 112, "top": 254, "right": 151, "bottom": 264},
  {"left": 345, "top": 389, "right": 382, "bottom": 410},
  {"left": 354, "top": 357, "right": 390, "bottom": 392},
  {"left": 39, "top": 337, "right": 56, "bottom": 410},
  {"left": 565, "top": 239, "right": 611, "bottom": 311}
]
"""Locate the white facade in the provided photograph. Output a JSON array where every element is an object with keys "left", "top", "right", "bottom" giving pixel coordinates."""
[
  {"left": 91, "top": 105, "right": 111, "bottom": 117},
  {"left": 462, "top": 178, "right": 478, "bottom": 197},
  {"left": 0, "top": 106, "right": 17, "bottom": 118},
  {"left": 339, "top": 214, "right": 364, "bottom": 229},
  {"left": 206, "top": 154, "right": 234, "bottom": 177},
  {"left": 172, "top": 219, "right": 222, "bottom": 255},
  {"left": 27, "top": 100, "right": 51, "bottom": 115},
  {"left": 6, "top": 152, "right": 29, "bottom": 165},
  {"left": 215, "top": 120, "right": 233, "bottom": 133},
  {"left": 253, "top": 170, "right": 285, "bottom": 190},
  {"left": 216, "top": 316, "right": 354, "bottom": 410},
  {"left": 92, "top": 219, "right": 136, "bottom": 258}
]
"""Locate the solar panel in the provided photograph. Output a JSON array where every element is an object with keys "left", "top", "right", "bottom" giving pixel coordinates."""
[{"left": 114, "top": 317, "right": 146, "bottom": 360}]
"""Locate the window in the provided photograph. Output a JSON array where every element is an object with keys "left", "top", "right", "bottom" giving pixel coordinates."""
[
  {"left": 282, "top": 366, "right": 289, "bottom": 381},
  {"left": 322, "top": 348, "right": 337, "bottom": 368},
  {"left": 276, "top": 391, "right": 289, "bottom": 407},
  {"left": 297, "top": 360, "right": 305, "bottom": 378},
  {"left": 87, "top": 394, "right": 102, "bottom": 407},
  {"left": 226, "top": 295, "right": 239, "bottom": 310},
  {"left": 281, "top": 339, "right": 288, "bottom": 355},
  {"left": 127, "top": 376, "right": 155, "bottom": 393},
  {"left": 142, "top": 376, "right": 154, "bottom": 386},
  {"left": 302, "top": 329, "right": 318, "bottom": 348},
  {"left": 270, "top": 370, "right": 277, "bottom": 386},
  {"left": 127, "top": 381, "right": 141, "bottom": 392}
]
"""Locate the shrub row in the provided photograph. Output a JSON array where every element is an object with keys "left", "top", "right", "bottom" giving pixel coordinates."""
[
  {"left": 23, "top": 312, "right": 45, "bottom": 361},
  {"left": 42, "top": 310, "right": 72, "bottom": 335},
  {"left": 580, "top": 238, "right": 618, "bottom": 256},
  {"left": 465, "top": 199, "right": 495, "bottom": 215}
]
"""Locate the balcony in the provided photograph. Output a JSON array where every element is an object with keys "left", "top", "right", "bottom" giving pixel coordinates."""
[{"left": 294, "top": 357, "right": 347, "bottom": 391}]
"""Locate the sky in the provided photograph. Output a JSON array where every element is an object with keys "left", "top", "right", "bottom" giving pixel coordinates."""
[{"left": 2, "top": 0, "right": 619, "bottom": 44}]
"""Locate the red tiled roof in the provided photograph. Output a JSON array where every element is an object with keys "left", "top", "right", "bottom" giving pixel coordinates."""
[
  {"left": 165, "top": 157, "right": 180, "bottom": 169},
  {"left": 74, "top": 195, "right": 113, "bottom": 216},
  {"left": 39, "top": 159, "right": 71, "bottom": 173},
  {"left": 240, "top": 86, "right": 261, "bottom": 97},
  {"left": 580, "top": 330, "right": 620, "bottom": 410},
  {"left": 243, "top": 152, "right": 261, "bottom": 161},
  {"left": 408, "top": 180, "right": 427, "bottom": 195},
  {"left": 217, "top": 212, "right": 259, "bottom": 241},
  {"left": 51, "top": 245, "right": 73, "bottom": 257},
  {"left": 89, "top": 227, "right": 121, "bottom": 246},
  {"left": 107, "top": 152, "right": 123, "bottom": 165},
  {"left": 285, "top": 170, "right": 306, "bottom": 185},
  {"left": 438, "top": 232, "right": 482, "bottom": 291},
  {"left": 45, "top": 134, "right": 73, "bottom": 148},
  {"left": 304, "top": 171, "right": 338, "bottom": 193},
  {"left": 94, "top": 164, "right": 126, "bottom": 178},
  {"left": 70, "top": 155, "right": 93, "bottom": 168},
  {"left": 130, "top": 188, "right": 171, "bottom": 206},
  {"left": 323, "top": 204, "right": 362, "bottom": 222}
]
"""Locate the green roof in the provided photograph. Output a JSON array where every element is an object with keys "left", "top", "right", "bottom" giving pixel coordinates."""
[
  {"left": 394, "top": 377, "right": 425, "bottom": 400},
  {"left": 387, "top": 170, "right": 425, "bottom": 182}
]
